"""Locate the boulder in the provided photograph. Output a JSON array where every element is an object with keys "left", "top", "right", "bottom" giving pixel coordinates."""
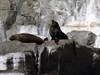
[{"left": 67, "top": 30, "right": 96, "bottom": 47}]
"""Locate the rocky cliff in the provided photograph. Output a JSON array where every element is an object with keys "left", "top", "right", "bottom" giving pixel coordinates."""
[
  {"left": 0, "top": 0, "right": 100, "bottom": 75},
  {"left": 0, "top": 0, "right": 100, "bottom": 48},
  {"left": 0, "top": 40, "right": 100, "bottom": 75}
]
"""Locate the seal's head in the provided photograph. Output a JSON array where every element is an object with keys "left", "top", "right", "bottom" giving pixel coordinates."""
[
  {"left": 51, "top": 20, "right": 61, "bottom": 30},
  {"left": 9, "top": 35, "right": 15, "bottom": 40},
  {"left": 50, "top": 20, "right": 68, "bottom": 40}
]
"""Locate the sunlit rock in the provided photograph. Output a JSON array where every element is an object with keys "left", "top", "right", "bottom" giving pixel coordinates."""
[
  {"left": 67, "top": 30, "right": 96, "bottom": 47},
  {"left": 94, "top": 35, "right": 100, "bottom": 48},
  {"left": 0, "top": 56, "right": 7, "bottom": 70},
  {"left": 0, "top": 20, "right": 5, "bottom": 42}
]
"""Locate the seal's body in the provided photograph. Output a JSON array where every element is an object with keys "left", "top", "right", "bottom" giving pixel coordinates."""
[
  {"left": 49, "top": 20, "right": 68, "bottom": 40},
  {"left": 9, "top": 33, "right": 44, "bottom": 44}
]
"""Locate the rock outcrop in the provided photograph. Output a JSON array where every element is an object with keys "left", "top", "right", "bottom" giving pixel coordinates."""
[
  {"left": 67, "top": 30, "right": 96, "bottom": 47},
  {"left": 0, "top": 40, "right": 100, "bottom": 75}
]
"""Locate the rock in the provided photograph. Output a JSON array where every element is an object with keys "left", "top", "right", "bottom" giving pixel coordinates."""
[
  {"left": 39, "top": 40, "right": 99, "bottom": 75},
  {"left": 67, "top": 30, "right": 96, "bottom": 47},
  {"left": 0, "top": 0, "right": 41, "bottom": 42},
  {"left": 0, "top": 40, "right": 99, "bottom": 75},
  {"left": 0, "top": 40, "right": 39, "bottom": 54},
  {"left": 25, "top": 51, "right": 36, "bottom": 75},
  {"left": 0, "top": 33, "right": 3, "bottom": 42},
  {"left": 6, "top": 56, "right": 13, "bottom": 70}
]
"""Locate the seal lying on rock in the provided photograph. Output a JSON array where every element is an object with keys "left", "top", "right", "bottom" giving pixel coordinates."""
[
  {"left": 49, "top": 20, "right": 68, "bottom": 40},
  {"left": 9, "top": 33, "right": 44, "bottom": 44}
]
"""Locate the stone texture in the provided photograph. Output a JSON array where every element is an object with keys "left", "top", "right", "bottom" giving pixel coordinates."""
[
  {"left": 0, "top": 41, "right": 37, "bottom": 54},
  {"left": 25, "top": 51, "right": 37, "bottom": 75},
  {"left": 0, "top": 0, "right": 100, "bottom": 75},
  {"left": 0, "top": 0, "right": 41, "bottom": 41},
  {"left": 0, "top": 0, "right": 100, "bottom": 48},
  {"left": 67, "top": 30, "right": 97, "bottom": 47},
  {"left": 0, "top": 40, "right": 100, "bottom": 75}
]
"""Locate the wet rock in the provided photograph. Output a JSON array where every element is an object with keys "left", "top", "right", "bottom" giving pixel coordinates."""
[
  {"left": 67, "top": 30, "right": 96, "bottom": 47},
  {"left": 0, "top": 40, "right": 99, "bottom": 75},
  {"left": 40, "top": 47, "right": 49, "bottom": 74},
  {"left": 6, "top": 57, "right": 13, "bottom": 70},
  {"left": 41, "top": 70, "right": 58, "bottom": 75},
  {"left": 25, "top": 51, "right": 36, "bottom": 75},
  {"left": 39, "top": 40, "right": 100, "bottom": 75}
]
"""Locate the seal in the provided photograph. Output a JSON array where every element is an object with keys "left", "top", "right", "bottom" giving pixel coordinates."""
[
  {"left": 49, "top": 20, "right": 76, "bottom": 56},
  {"left": 49, "top": 20, "right": 68, "bottom": 40},
  {"left": 9, "top": 33, "right": 44, "bottom": 44}
]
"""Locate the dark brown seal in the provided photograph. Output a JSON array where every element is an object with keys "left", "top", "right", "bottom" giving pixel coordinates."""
[
  {"left": 49, "top": 20, "right": 68, "bottom": 40},
  {"left": 9, "top": 33, "right": 44, "bottom": 44},
  {"left": 49, "top": 20, "right": 76, "bottom": 56}
]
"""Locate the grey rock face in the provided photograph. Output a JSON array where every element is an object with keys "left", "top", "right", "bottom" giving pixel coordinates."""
[
  {"left": 0, "top": 41, "right": 37, "bottom": 54},
  {"left": 25, "top": 51, "right": 37, "bottom": 75},
  {"left": 0, "top": 33, "right": 3, "bottom": 42},
  {"left": 0, "top": 0, "right": 100, "bottom": 42},
  {"left": 67, "top": 30, "right": 97, "bottom": 47},
  {"left": 0, "top": 0, "right": 41, "bottom": 41},
  {"left": 0, "top": 40, "right": 100, "bottom": 75},
  {"left": 0, "top": 0, "right": 100, "bottom": 48}
]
